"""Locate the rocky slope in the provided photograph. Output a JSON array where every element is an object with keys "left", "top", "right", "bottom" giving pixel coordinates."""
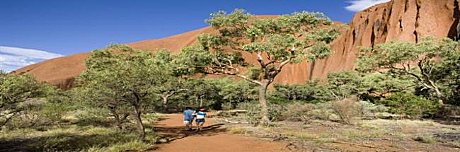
[
  {"left": 12, "top": 0, "right": 460, "bottom": 88},
  {"left": 308, "top": 0, "right": 460, "bottom": 79}
]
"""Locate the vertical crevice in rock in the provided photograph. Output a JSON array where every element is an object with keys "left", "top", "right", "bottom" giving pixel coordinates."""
[
  {"left": 414, "top": 0, "right": 421, "bottom": 43},
  {"left": 404, "top": 0, "right": 410, "bottom": 12},
  {"left": 382, "top": 8, "right": 387, "bottom": 19},
  {"left": 308, "top": 61, "right": 316, "bottom": 81},
  {"left": 371, "top": 24, "right": 376, "bottom": 48},
  {"left": 448, "top": 0, "right": 460, "bottom": 40},
  {"left": 399, "top": 19, "right": 403, "bottom": 31},
  {"left": 383, "top": 24, "right": 389, "bottom": 40}
]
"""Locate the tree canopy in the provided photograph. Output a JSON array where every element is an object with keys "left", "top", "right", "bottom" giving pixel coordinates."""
[
  {"left": 358, "top": 38, "right": 460, "bottom": 105},
  {"left": 77, "top": 45, "right": 166, "bottom": 140},
  {"left": 176, "top": 9, "right": 339, "bottom": 124},
  {"left": 0, "top": 73, "right": 49, "bottom": 127}
]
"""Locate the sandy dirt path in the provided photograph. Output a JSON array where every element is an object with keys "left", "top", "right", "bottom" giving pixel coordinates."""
[{"left": 153, "top": 114, "right": 289, "bottom": 152}]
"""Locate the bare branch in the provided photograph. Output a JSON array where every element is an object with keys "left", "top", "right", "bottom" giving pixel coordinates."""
[
  {"left": 279, "top": 59, "right": 291, "bottom": 70},
  {"left": 235, "top": 74, "right": 262, "bottom": 85},
  {"left": 207, "top": 66, "right": 262, "bottom": 85},
  {"left": 256, "top": 52, "right": 265, "bottom": 68}
]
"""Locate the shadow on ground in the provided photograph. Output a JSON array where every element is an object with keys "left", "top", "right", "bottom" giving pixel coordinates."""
[
  {"left": 154, "top": 123, "right": 226, "bottom": 142},
  {"left": 0, "top": 114, "right": 225, "bottom": 151}
]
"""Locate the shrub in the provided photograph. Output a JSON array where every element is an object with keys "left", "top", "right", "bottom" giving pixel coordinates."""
[
  {"left": 2, "top": 98, "right": 57, "bottom": 129},
  {"left": 331, "top": 97, "right": 362, "bottom": 125},
  {"left": 237, "top": 102, "right": 261, "bottom": 125},
  {"left": 268, "top": 104, "right": 284, "bottom": 121},
  {"left": 360, "top": 100, "right": 389, "bottom": 119},
  {"left": 272, "top": 80, "right": 332, "bottom": 103},
  {"left": 280, "top": 102, "right": 315, "bottom": 122},
  {"left": 309, "top": 102, "right": 335, "bottom": 121},
  {"left": 414, "top": 135, "right": 437, "bottom": 144},
  {"left": 379, "top": 93, "right": 439, "bottom": 118},
  {"left": 237, "top": 101, "right": 287, "bottom": 124}
]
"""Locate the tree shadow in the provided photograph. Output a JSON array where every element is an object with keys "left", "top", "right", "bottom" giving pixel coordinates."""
[
  {"left": 73, "top": 118, "right": 114, "bottom": 128},
  {"left": 154, "top": 123, "right": 226, "bottom": 142},
  {"left": 434, "top": 118, "right": 460, "bottom": 125}
]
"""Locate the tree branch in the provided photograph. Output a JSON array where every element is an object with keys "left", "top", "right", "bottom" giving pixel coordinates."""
[
  {"left": 257, "top": 52, "right": 266, "bottom": 68},
  {"left": 235, "top": 74, "right": 262, "bottom": 85}
]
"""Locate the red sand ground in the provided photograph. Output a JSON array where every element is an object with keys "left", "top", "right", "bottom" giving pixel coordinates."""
[{"left": 153, "top": 114, "right": 288, "bottom": 152}]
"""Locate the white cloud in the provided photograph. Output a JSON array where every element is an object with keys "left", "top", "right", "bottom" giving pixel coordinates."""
[
  {"left": 0, "top": 46, "right": 63, "bottom": 72},
  {"left": 345, "top": 0, "right": 390, "bottom": 12}
]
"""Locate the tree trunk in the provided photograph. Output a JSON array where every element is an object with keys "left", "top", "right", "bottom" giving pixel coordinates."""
[
  {"left": 258, "top": 80, "right": 270, "bottom": 126},
  {"left": 133, "top": 105, "right": 145, "bottom": 141},
  {"left": 433, "top": 86, "right": 445, "bottom": 106},
  {"left": 199, "top": 95, "right": 204, "bottom": 107},
  {"left": 162, "top": 95, "right": 169, "bottom": 112},
  {"left": 112, "top": 111, "right": 123, "bottom": 130},
  {"left": 426, "top": 79, "right": 445, "bottom": 106}
]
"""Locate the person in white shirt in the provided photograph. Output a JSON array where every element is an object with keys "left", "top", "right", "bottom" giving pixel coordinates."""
[{"left": 195, "top": 108, "right": 207, "bottom": 131}]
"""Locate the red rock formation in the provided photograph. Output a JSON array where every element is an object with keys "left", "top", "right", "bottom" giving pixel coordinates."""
[
  {"left": 12, "top": 0, "right": 460, "bottom": 88},
  {"left": 308, "top": 0, "right": 460, "bottom": 80}
]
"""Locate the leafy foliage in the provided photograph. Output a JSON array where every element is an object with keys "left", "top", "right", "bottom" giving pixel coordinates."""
[
  {"left": 210, "top": 77, "right": 257, "bottom": 109},
  {"left": 0, "top": 73, "right": 50, "bottom": 127},
  {"left": 358, "top": 38, "right": 460, "bottom": 105},
  {"left": 77, "top": 45, "right": 165, "bottom": 140},
  {"left": 326, "top": 71, "right": 414, "bottom": 101},
  {"left": 179, "top": 9, "right": 339, "bottom": 124},
  {"left": 272, "top": 80, "right": 331, "bottom": 103},
  {"left": 379, "top": 93, "right": 439, "bottom": 118}
]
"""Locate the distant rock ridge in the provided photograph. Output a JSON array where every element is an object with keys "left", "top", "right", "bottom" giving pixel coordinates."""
[{"left": 13, "top": 0, "right": 460, "bottom": 88}]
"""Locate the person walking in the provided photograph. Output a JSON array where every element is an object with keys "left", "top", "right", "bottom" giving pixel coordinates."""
[
  {"left": 195, "top": 107, "right": 207, "bottom": 131},
  {"left": 183, "top": 107, "right": 194, "bottom": 131}
]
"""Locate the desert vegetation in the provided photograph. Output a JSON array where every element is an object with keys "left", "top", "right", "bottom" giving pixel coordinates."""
[{"left": 1, "top": 9, "right": 460, "bottom": 152}]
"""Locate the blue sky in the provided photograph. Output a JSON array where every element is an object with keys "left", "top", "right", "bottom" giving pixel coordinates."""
[{"left": 0, "top": 0, "right": 389, "bottom": 71}]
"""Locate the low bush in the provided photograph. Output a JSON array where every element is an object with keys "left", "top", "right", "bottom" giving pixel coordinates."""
[
  {"left": 279, "top": 102, "right": 315, "bottom": 123},
  {"left": 360, "top": 100, "right": 389, "bottom": 119},
  {"left": 237, "top": 102, "right": 262, "bottom": 125},
  {"left": 379, "top": 93, "right": 439, "bottom": 118},
  {"left": 237, "top": 101, "right": 288, "bottom": 124},
  {"left": 271, "top": 80, "right": 332, "bottom": 103},
  {"left": 309, "top": 102, "right": 336, "bottom": 121},
  {"left": 331, "top": 97, "right": 362, "bottom": 125}
]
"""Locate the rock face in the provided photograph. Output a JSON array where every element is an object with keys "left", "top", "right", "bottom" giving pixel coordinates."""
[
  {"left": 308, "top": 0, "right": 460, "bottom": 80},
  {"left": 12, "top": 0, "right": 460, "bottom": 88}
]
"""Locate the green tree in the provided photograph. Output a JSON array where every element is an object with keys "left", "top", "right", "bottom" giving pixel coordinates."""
[
  {"left": 73, "top": 83, "right": 130, "bottom": 130},
  {"left": 273, "top": 80, "right": 331, "bottom": 102},
  {"left": 211, "top": 77, "right": 257, "bottom": 109},
  {"left": 78, "top": 45, "right": 164, "bottom": 141},
  {"left": 358, "top": 38, "right": 459, "bottom": 105},
  {"left": 0, "top": 73, "right": 48, "bottom": 127},
  {"left": 326, "top": 71, "right": 361, "bottom": 100},
  {"left": 186, "top": 78, "right": 221, "bottom": 108},
  {"left": 151, "top": 50, "right": 189, "bottom": 112},
  {"left": 179, "top": 9, "right": 339, "bottom": 124},
  {"left": 327, "top": 71, "right": 414, "bottom": 101}
]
